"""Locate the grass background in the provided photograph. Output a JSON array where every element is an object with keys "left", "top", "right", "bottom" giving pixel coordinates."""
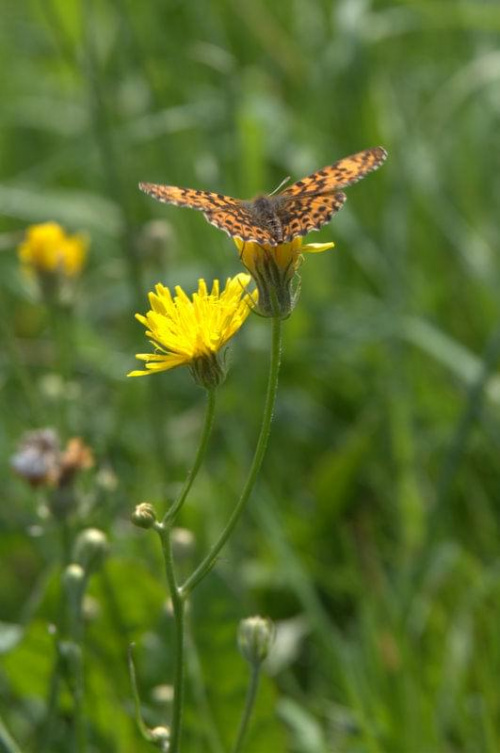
[{"left": 2, "top": 0, "right": 500, "bottom": 751}]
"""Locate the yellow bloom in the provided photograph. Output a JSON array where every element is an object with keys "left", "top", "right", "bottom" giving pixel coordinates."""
[
  {"left": 18, "top": 222, "right": 88, "bottom": 278},
  {"left": 128, "top": 274, "right": 257, "bottom": 388},
  {"left": 234, "top": 237, "right": 334, "bottom": 318}
]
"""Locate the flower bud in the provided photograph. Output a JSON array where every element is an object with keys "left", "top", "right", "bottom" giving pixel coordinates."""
[
  {"left": 62, "top": 563, "right": 86, "bottom": 594},
  {"left": 95, "top": 465, "right": 118, "bottom": 491},
  {"left": 72, "top": 528, "right": 109, "bottom": 575},
  {"left": 149, "top": 725, "right": 170, "bottom": 750},
  {"left": 137, "top": 219, "right": 175, "bottom": 263},
  {"left": 151, "top": 684, "right": 174, "bottom": 705},
  {"left": 131, "top": 502, "right": 157, "bottom": 530},
  {"left": 237, "top": 615, "right": 275, "bottom": 666}
]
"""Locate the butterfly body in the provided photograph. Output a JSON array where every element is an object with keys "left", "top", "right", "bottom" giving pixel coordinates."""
[
  {"left": 139, "top": 146, "right": 387, "bottom": 246},
  {"left": 243, "top": 195, "right": 288, "bottom": 244}
]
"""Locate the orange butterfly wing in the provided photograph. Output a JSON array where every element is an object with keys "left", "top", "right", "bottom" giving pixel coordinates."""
[
  {"left": 139, "top": 183, "right": 240, "bottom": 212},
  {"left": 278, "top": 193, "right": 347, "bottom": 242},
  {"left": 203, "top": 208, "right": 276, "bottom": 245},
  {"left": 281, "top": 146, "right": 387, "bottom": 197},
  {"left": 139, "top": 182, "right": 274, "bottom": 243}
]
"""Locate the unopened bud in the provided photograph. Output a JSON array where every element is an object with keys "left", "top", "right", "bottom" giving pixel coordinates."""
[
  {"left": 151, "top": 684, "right": 174, "bottom": 705},
  {"left": 137, "top": 219, "right": 175, "bottom": 263},
  {"left": 131, "top": 502, "right": 157, "bottom": 529},
  {"left": 149, "top": 725, "right": 170, "bottom": 750},
  {"left": 238, "top": 615, "right": 275, "bottom": 666},
  {"left": 62, "top": 563, "right": 85, "bottom": 594},
  {"left": 72, "top": 528, "right": 109, "bottom": 574}
]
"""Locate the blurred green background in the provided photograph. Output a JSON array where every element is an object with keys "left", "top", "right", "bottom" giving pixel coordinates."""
[{"left": 2, "top": 0, "right": 500, "bottom": 751}]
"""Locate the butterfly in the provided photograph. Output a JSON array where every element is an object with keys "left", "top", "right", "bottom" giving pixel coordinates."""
[{"left": 139, "top": 146, "right": 387, "bottom": 247}]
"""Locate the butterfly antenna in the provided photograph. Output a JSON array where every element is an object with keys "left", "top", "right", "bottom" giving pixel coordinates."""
[{"left": 269, "top": 176, "right": 291, "bottom": 196}]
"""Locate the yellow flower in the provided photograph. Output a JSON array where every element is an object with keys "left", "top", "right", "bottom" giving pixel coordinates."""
[
  {"left": 128, "top": 274, "right": 257, "bottom": 388},
  {"left": 18, "top": 222, "right": 88, "bottom": 278},
  {"left": 234, "top": 237, "right": 334, "bottom": 318}
]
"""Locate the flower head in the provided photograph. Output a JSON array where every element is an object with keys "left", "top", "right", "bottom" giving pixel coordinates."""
[
  {"left": 131, "top": 502, "right": 158, "bottom": 530},
  {"left": 235, "top": 237, "right": 334, "bottom": 318},
  {"left": 58, "top": 438, "right": 94, "bottom": 487},
  {"left": 72, "top": 528, "right": 109, "bottom": 575},
  {"left": 128, "top": 274, "right": 257, "bottom": 388},
  {"left": 10, "top": 428, "right": 61, "bottom": 487},
  {"left": 238, "top": 615, "right": 276, "bottom": 666},
  {"left": 18, "top": 222, "right": 88, "bottom": 278},
  {"left": 10, "top": 428, "right": 93, "bottom": 492}
]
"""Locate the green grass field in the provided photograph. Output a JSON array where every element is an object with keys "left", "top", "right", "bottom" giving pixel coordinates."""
[{"left": 2, "top": 1, "right": 500, "bottom": 751}]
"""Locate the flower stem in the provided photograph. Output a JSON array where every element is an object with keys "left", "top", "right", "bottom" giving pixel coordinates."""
[
  {"left": 133, "top": 389, "right": 216, "bottom": 752},
  {"left": 127, "top": 644, "right": 153, "bottom": 740},
  {"left": 155, "top": 524, "right": 186, "bottom": 753},
  {"left": 163, "top": 389, "right": 217, "bottom": 526},
  {"left": 181, "top": 315, "right": 282, "bottom": 597},
  {"left": 231, "top": 665, "right": 261, "bottom": 753},
  {"left": 69, "top": 644, "right": 86, "bottom": 753}
]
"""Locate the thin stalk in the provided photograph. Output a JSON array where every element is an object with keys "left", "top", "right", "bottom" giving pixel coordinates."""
[
  {"left": 231, "top": 665, "right": 261, "bottom": 753},
  {"left": 130, "top": 389, "right": 217, "bottom": 751},
  {"left": 70, "top": 645, "right": 87, "bottom": 753},
  {"left": 127, "top": 644, "right": 152, "bottom": 740},
  {"left": 163, "top": 389, "right": 217, "bottom": 526},
  {"left": 181, "top": 315, "right": 282, "bottom": 597},
  {"left": 155, "top": 524, "right": 186, "bottom": 753}
]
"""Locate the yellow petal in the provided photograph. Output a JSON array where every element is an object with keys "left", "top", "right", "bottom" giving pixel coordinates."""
[{"left": 301, "top": 242, "right": 335, "bottom": 254}]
